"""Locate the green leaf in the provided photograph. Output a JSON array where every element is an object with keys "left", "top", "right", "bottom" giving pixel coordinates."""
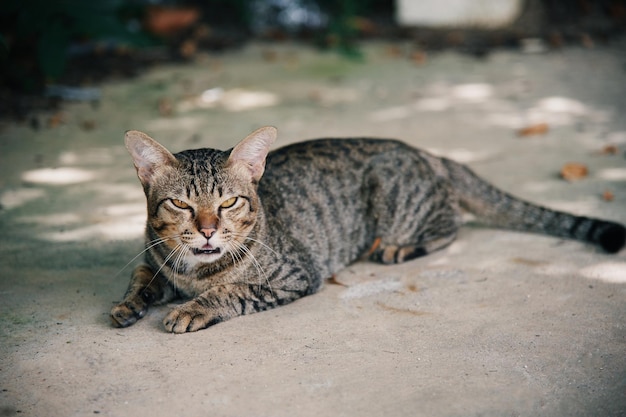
[{"left": 38, "top": 19, "right": 70, "bottom": 79}]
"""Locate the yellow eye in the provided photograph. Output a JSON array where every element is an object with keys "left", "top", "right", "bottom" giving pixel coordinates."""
[
  {"left": 220, "top": 197, "right": 238, "bottom": 209},
  {"left": 170, "top": 198, "right": 190, "bottom": 209}
]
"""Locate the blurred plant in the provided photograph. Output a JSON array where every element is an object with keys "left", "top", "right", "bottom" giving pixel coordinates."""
[
  {"left": 316, "top": 0, "right": 375, "bottom": 59},
  {"left": 0, "top": 0, "right": 150, "bottom": 90}
]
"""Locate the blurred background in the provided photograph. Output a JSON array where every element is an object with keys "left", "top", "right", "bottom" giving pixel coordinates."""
[{"left": 1, "top": 0, "right": 626, "bottom": 123}]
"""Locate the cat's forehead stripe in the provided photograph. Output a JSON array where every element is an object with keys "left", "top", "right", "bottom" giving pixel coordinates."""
[{"left": 176, "top": 148, "right": 227, "bottom": 197}]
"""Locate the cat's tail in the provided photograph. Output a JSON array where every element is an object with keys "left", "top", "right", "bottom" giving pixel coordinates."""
[{"left": 442, "top": 158, "right": 626, "bottom": 253}]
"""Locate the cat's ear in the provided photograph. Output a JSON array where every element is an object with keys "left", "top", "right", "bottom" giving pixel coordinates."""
[
  {"left": 227, "top": 126, "right": 277, "bottom": 182},
  {"left": 124, "top": 130, "right": 177, "bottom": 187}
]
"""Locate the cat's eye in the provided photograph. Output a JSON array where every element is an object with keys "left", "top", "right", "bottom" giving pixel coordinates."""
[
  {"left": 170, "top": 198, "right": 190, "bottom": 209},
  {"left": 220, "top": 197, "right": 238, "bottom": 209}
]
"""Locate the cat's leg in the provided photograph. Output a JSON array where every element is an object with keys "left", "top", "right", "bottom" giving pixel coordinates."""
[
  {"left": 364, "top": 155, "right": 462, "bottom": 265},
  {"left": 368, "top": 233, "right": 457, "bottom": 264},
  {"left": 110, "top": 264, "right": 176, "bottom": 327},
  {"left": 162, "top": 264, "right": 317, "bottom": 333}
]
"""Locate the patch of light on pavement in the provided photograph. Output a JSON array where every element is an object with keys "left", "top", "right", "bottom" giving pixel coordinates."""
[
  {"left": 597, "top": 168, "right": 626, "bottom": 181},
  {"left": 339, "top": 279, "right": 403, "bottom": 300},
  {"left": 22, "top": 167, "right": 95, "bottom": 185},
  {"left": 536, "top": 97, "right": 587, "bottom": 115},
  {"left": 42, "top": 216, "right": 146, "bottom": 242},
  {"left": 451, "top": 83, "right": 494, "bottom": 102},
  {"left": 579, "top": 262, "right": 626, "bottom": 284},
  {"left": 413, "top": 97, "right": 451, "bottom": 112},
  {"left": 0, "top": 188, "right": 46, "bottom": 209},
  {"left": 370, "top": 106, "right": 411, "bottom": 122}
]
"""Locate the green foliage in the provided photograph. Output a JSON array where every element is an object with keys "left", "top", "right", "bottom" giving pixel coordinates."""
[
  {"left": 316, "top": 0, "right": 375, "bottom": 60},
  {"left": 1, "top": 0, "right": 150, "bottom": 81}
]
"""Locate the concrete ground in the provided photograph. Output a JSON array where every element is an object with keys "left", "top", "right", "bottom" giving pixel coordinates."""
[{"left": 1, "top": 39, "right": 626, "bottom": 417}]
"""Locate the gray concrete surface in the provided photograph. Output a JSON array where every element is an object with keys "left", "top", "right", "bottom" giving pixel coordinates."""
[{"left": 1, "top": 39, "right": 626, "bottom": 417}]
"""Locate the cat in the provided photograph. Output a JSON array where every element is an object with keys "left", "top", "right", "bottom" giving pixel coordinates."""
[{"left": 110, "top": 126, "right": 625, "bottom": 333}]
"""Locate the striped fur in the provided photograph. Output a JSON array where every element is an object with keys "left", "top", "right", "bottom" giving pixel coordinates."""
[{"left": 111, "top": 127, "right": 625, "bottom": 333}]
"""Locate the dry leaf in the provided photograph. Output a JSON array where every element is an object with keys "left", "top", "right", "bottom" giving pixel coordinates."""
[
  {"left": 602, "top": 190, "right": 615, "bottom": 201},
  {"left": 47, "top": 112, "right": 66, "bottom": 128},
  {"left": 327, "top": 275, "right": 347, "bottom": 287},
  {"left": 385, "top": 45, "right": 403, "bottom": 58},
  {"left": 600, "top": 144, "right": 619, "bottom": 155},
  {"left": 518, "top": 123, "right": 549, "bottom": 137},
  {"left": 560, "top": 162, "right": 588, "bottom": 181},
  {"left": 158, "top": 97, "right": 173, "bottom": 117},
  {"left": 179, "top": 39, "right": 197, "bottom": 59},
  {"left": 411, "top": 51, "right": 427, "bottom": 65},
  {"left": 80, "top": 120, "right": 96, "bottom": 131}
]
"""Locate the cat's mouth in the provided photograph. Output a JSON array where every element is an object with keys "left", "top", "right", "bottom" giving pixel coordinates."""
[{"left": 192, "top": 246, "right": 221, "bottom": 256}]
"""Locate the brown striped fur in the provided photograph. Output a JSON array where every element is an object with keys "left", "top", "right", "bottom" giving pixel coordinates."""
[{"left": 111, "top": 127, "right": 625, "bottom": 333}]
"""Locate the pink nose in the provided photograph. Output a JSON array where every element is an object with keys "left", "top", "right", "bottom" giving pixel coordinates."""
[{"left": 200, "top": 228, "right": 216, "bottom": 239}]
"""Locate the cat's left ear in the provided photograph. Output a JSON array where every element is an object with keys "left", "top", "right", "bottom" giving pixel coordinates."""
[
  {"left": 124, "top": 130, "right": 178, "bottom": 187},
  {"left": 227, "top": 126, "right": 277, "bottom": 182}
]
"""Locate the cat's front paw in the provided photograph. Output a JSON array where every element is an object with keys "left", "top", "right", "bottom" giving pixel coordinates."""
[
  {"left": 110, "top": 300, "right": 147, "bottom": 328},
  {"left": 163, "top": 301, "right": 218, "bottom": 333}
]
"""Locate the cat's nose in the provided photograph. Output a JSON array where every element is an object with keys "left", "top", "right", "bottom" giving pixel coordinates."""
[{"left": 199, "top": 228, "right": 216, "bottom": 239}]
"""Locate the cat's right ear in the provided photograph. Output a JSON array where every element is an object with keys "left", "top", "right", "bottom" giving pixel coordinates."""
[
  {"left": 227, "top": 126, "right": 277, "bottom": 182},
  {"left": 124, "top": 130, "right": 177, "bottom": 187}
]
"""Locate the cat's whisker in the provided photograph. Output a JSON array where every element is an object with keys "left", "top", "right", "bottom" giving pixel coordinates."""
[
  {"left": 113, "top": 235, "right": 182, "bottom": 279},
  {"left": 172, "top": 242, "right": 189, "bottom": 275},
  {"left": 230, "top": 240, "right": 275, "bottom": 297},
  {"left": 142, "top": 242, "right": 184, "bottom": 294},
  {"left": 231, "top": 233, "right": 279, "bottom": 257},
  {"left": 172, "top": 243, "right": 192, "bottom": 289}
]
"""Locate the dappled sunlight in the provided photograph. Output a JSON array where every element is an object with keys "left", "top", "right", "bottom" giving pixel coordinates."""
[
  {"left": 427, "top": 147, "right": 496, "bottom": 164},
  {"left": 536, "top": 97, "right": 587, "bottom": 115},
  {"left": 521, "top": 96, "right": 609, "bottom": 128},
  {"left": 370, "top": 80, "right": 612, "bottom": 134},
  {"left": 536, "top": 262, "right": 579, "bottom": 277},
  {"left": 339, "top": 278, "right": 403, "bottom": 300},
  {"left": 17, "top": 212, "right": 82, "bottom": 227},
  {"left": 90, "top": 183, "right": 144, "bottom": 201},
  {"left": 543, "top": 199, "right": 600, "bottom": 215},
  {"left": 580, "top": 262, "right": 626, "bottom": 284},
  {"left": 4, "top": 144, "right": 147, "bottom": 244},
  {"left": 597, "top": 168, "right": 626, "bottom": 181},
  {"left": 34, "top": 201, "right": 146, "bottom": 242},
  {"left": 451, "top": 83, "right": 494, "bottom": 102},
  {"left": 58, "top": 147, "right": 124, "bottom": 166},
  {"left": 370, "top": 106, "right": 411, "bottom": 122},
  {"left": 520, "top": 180, "right": 561, "bottom": 194},
  {"left": 413, "top": 97, "right": 451, "bottom": 112},
  {"left": 42, "top": 214, "right": 146, "bottom": 242},
  {"left": 176, "top": 88, "right": 280, "bottom": 113},
  {"left": 0, "top": 188, "right": 46, "bottom": 210},
  {"left": 22, "top": 167, "right": 95, "bottom": 185},
  {"left": 145, "top": 115, "right": 208, "bottom": 132}
]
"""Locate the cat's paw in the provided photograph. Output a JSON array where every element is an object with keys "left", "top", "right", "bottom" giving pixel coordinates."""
[
  {"left": 163, "top": 302, "right": 218, "bottom": 333},
  {"left": 110, "top": 300, "right": 147, "bottom": 328}
]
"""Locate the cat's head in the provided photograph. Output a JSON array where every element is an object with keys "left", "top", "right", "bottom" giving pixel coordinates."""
[{"left": 125, "top": 126, "right": 277, "bottom": 268}]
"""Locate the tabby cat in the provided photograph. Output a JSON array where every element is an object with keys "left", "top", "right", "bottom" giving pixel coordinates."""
[{"left": 111, "top": 126, "right": 625, "bottom": 333}]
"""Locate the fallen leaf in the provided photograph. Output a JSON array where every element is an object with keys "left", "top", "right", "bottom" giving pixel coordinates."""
[
  {"left": 80, "top": 120, "right": 96, "bottom": 131},
  {"left": 517, "top": 122, "right": 549, "bottom": 137},
  {"left": 602, "top": 190, "right": 615, "bottom": 201},
  {"left": 327, "top": 275, "right": 347, "bottom": 287},
  {"left": 179, "top": 39, "right": 197, "bottom": 59},
  {"left": 600, "top": 144, "right": 619, "bottom": 155},
  {"left": 158, "top": 97, "right": 173, "bottom": 117},
  {"left": 411, "top": 51, "right": 427, "bottom": 65},
  {"left": 560, "top": 162, "right": 588, "bottom": 181},
  {"left": 47, "top": 112, "right": 66, "bottom": 128}
]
